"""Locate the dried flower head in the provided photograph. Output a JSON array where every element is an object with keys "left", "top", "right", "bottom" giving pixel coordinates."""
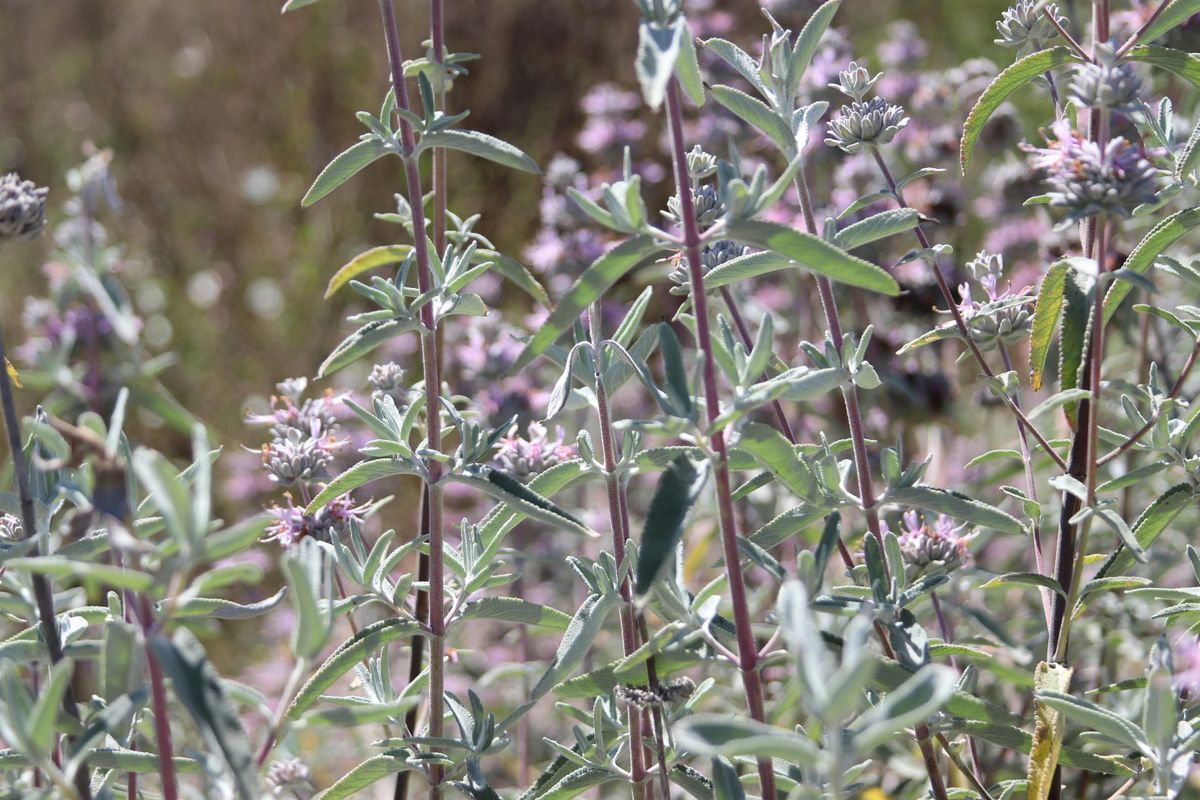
[
  {"left": 0, "top": 513, "right": 23, "bottom": 542},
  {"left": 995, "top": 1, "right": 1067, "bottom": 54},
  {"left": 1025, "top": 120, "right": 1159, "bottom": 221},
  {"left": 830, "top": 60, "right": 882, "bottom": 101},
  {"left": 1068, "top": 44, "right": 1143, "bottom": 112},
  {"left": 825, "top": 98, "right": 910, "bottom": 154},
  {"left": 0, "top": 173, "right": 49, "bottom": 243}
]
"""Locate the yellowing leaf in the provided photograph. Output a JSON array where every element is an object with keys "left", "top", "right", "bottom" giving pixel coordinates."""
[
  {"left": 1027, "top": 661, "right": 1073, "bottom": 800},
  {"left": 4, "top": 359, "right": 20, "bottom": 389}
]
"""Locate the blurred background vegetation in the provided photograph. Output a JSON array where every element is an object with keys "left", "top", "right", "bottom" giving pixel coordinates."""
[{"left": 1, "top": 0, "right": 1017, "bottom": 458}]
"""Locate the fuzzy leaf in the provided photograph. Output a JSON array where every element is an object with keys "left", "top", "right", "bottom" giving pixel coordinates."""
[
  {"left": 318, "top": 754, "right": 415, "bottom": 800},
  {"left": 1059, "top": 268, "right": 1093, "bottom": 426},
  {"left": 5, "top": 557, "right": 155, "bottom": 593},
  {"left": 324, "top": 245, "right": 413, "bottom": 299},
  {"left": 149, "top": 630, "right": 258, "bottom": 799},
  {"left": 1132, "top": 1, "right": 1200, "bottom": 45},
  {"left": 710, "top": 85, "right": 794, "bottom": 152},
  {"left": 833, "top": 208, "right": 921, "bottom": 252},
  {"left": 1095, "top": 483, "right": 1195, "bottom": 579},
  {"left": 1035, "top": 690, "right": 1146, "bottom": 749},
  {"left": 319, "top": 318, "right": 421, "bottom": 378},
  {"left": 981, "top": 572, "right": 1066, "bottom": 597},
  {"left": 960, "top": 47, "right": 1079, "bottom": 172},
  {"left": 453, "top": 468, "right": 592, "bottom": 537},
  {"left": 636, "top": 455, "right": 706, "bottom": 594},
  {"left": 673, "top": 714, "right": 821, "bottom": 766},
  {"left": 1177, "top": 116, "right": 1200, "bottom": 181},
  {"left": 790, "top": 0, "right": 842, "bottom": 86},
  {"left": 281, "top": 0, "right": 323, "bottom": 10},
  {"left": 851, "top": 665, "right": 956, "bottom": 751},
  {"left": 302, "top": 138, "right": 390, "bottom": 207},
  {"left": 724, "top": 220, "right": 899, "bottom": 295},
  {"left": 1103, "top": 207, "right": 1200, "bottom": 324},
  {"left": 304, "top": 458, "right": 418, "bottom": 515},
  {"left": 528, "top": 594, "right": 616, "bottom": 703},
  {"left": 635, "top": 18, "right": 685, "bottom": 109},
  {"left": 286, "top": 619, "right": 426, "bottom": 719},
  {"left": 458, "top": 597, "right": 572, "bottom": 631},
  {"left": 888, "top": 486, "right": 1022, "bottom": 534},
  {"left": 1125, "top": 45, "right": 1200, "bottom": 92},
  {"left": 420, "top": 129, "right": 540, "bottom": 174},
  {"left": 1029, "top": 259, "right": 1070, "bottom": 390},
  {"left": 510, "top": 235, "right": 667, "bottom": 374}
]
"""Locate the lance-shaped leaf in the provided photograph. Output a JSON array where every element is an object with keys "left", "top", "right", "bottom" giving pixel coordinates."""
[
  {"left": 319, "top": 318, "right": 421, "bottom": 378},
  {"left": 453, "top": 467, "right": 592, "bottom": 537},
  {"left": 319, "top": 753, "right": 417, "bottom": 800},
  {"left": 149, "top": 631, "right": 258, "bottom": 799},
  {"left": 1059, "top": 268, "right": 1094, "bottom": 427},
  {"left": 1125, "top": 45, "right": 1200, "bottom": 91},
  {"left": 673, "top": 715, "right": 821, "bottom": 766},
  {"left": 457, "top": 597, "right": 572, "bottom": 631},
  {"left": 527, "top": 593, "right": 617, "bottom": 703},
  {"left": 710, "top": 85, "right": 794, "bottom": 152},
  {"left": 304, "top": 458, "right": 419, "bottom": 514},
  {"left": 1129, "top": 1, "right": 1200, "bottom": 46},
  {"left": 701, "top": 38, "right": 769, "bottom": 97},
  {"left": 419, "top": 129, "right": 540, "bottom": 174},
  {"left": 711, "top": 756, "right": 746, "bottom": 800},
  {"left": 960, "top": 47, "right": 1079, "bottom": 172},
  {"left": 790, "top": 0, "right": 841, "bottom": 87},
  {"left": 724, "top": 220, "right": 899, "bottom": 295},
  {"left": 711, "top": 367, "right": 849, "bottom": 432},
  {"left": 510, "top": 235, "right": 668, "bottom": 374},
  {"left": 833, "top": 208, "right": 921, "bottom": 252},
  {"left": 281, "top": 0, "right": 323, "bottom": 10},
  {"left": 1103, "top": 207, "right": 1200, "bottom": 324},
  {"left": 850, "top": 665, "right": 956, "bottom": 752},
  {"left": 324, "top": 245, "right": 414, "bottom": 299},
  {"left": 888, "top": 485, "right": 1022, "bottom": 534},
  {"left": 302, "top": 138, "right": 390, "bottom": 207},
  {"left": 1029, "top": 258, "right": 1071, "bottom": 390},
  {"left": 1036, "top": 690, "right": 1146, "bottom": 749},
  {"left": 636, "top": 454, "right": 707, "bottom": 594},
  {"left": 635, "top": 17, "right": 686, "bottom": 109},
  {"left": 286, "top": 618, "right": 426, "bottom": 719},
  {"left": 1095, "top": 483, "right": 1195, "bottom": 579},
  {"left": 1178, "top": 117, "right": 1200, "bottom": 181}
]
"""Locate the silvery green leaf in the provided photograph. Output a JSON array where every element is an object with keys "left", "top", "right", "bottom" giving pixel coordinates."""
[
  {"left": 528, "top": 593, "right": 616, "bottom": 703},
  {"left": 711, "top": 756, "right": 746, "bottom": 800},
  {"left": 301, "top": 138, "right": 390, "bottom": 207},
  {"left": 149, "top": 630, "right": 258, "bottom": 798},
  {"left": 636, "top": 455, "right": 707, "bottom": 594},
  {"left": 636, "top": 18, "right": 685, "bottom": 110},
  {"left": 419, "top": 129, "right": 540, "bottom": 174},
  {"left": 1034, "top": 690, "right": 1147, "bottom": 750},
  {"left": 283, "top": 538, "right": 333, "bottom": 660},
  {"left": 850, "top": 665, "right": 956, "bottom": 752},
  {"left": 672, "top": 714, "right": 821, "bottom": 766}
]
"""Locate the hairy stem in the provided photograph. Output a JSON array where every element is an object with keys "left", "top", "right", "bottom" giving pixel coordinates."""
[
  {"left": 0, "top": 323, "right": 91, "bottom": 799},
  {"left": 378, "top": 3, "right": 446, "bottom": 797},
  {"left": 664, "top": 79, "right": 776, "bottom": 800}
]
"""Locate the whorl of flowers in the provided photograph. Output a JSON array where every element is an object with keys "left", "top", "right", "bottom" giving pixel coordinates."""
[
  {"left": 664, "top": 183, "right": 723, "bottom": 229},
  {"left": 0, "top": 513, "right": 23, "bottom": 542},
  {"left": 1025, "top": 120, "right": 1159, "bottom": 221},
  {"left": 668, "top": 240, "right": 747, "bottom": 296},
  {"left": 0, "top": 173, "right": 49, "bottom": 243},
  {"left": 1171, "top": 636, "right": 1200, "bottom": 695},
  {"left": 995, "top": 1, "right": 1066, "bottom": 54},
  {"left": 1068, "top": 44, "right": 1143, "bottom": 112},
  {"left": 891, "top": 511, "right": 972, "bottom": 581},
  {"left": 951, "top": 250, "right": 1035, "bottom": 351},
  {"left": 825, "top": 97, "right": 910, "bottom": 155},
  {"left": 368, "top": 362, "right": 409, "bottom": 406},
  {"left": 493, "top": 421, "right": 576, "bottom": 482},
  {"left": 265, "top": 492, "right": 364, "bottom": 548}
]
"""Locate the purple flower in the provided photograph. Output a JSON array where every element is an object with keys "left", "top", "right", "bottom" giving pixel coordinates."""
[
  {"left": 265, "top": 492, "right": 364, "bottom": 548},
  {"left": 493, "top": 421, "right": 577, "bottom": 482},
  {"left": 889, "top": 511, "right": 972, "bottom": 580}
]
